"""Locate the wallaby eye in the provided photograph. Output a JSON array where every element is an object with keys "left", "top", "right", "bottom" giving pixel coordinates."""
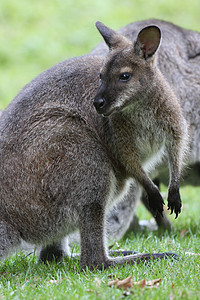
[{"left": 119, "top": 72, "right": 132, "bottom": 82}]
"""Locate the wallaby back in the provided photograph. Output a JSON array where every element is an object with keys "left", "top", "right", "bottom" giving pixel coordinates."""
[{"left": 0, "top": 55, "right": 106, "bottom": 252}]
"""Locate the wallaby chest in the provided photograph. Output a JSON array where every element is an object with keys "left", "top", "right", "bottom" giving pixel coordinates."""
[{"left": 108, "top": 107, "right": 166, "bottom": 174}]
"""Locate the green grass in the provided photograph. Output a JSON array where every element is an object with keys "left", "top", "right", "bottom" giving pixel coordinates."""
[
  {"left": 0, "top": 235, "right": 200, "bottom": 300},
  {"left": 0, "top": 185, "right": 200, "bottom": 299},
  {"left": 0, "top": 1, "right": 200, "bottom": 299}
]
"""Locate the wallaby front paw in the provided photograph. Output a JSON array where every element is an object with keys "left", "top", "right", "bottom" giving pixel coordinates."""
[
  {"left": 148, "top": 190, "right": 165, "bottom": 217},
  {"left": 167, "top": 189, "right": 182, "bottom": 219}
]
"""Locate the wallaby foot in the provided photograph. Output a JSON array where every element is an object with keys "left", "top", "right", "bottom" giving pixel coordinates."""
[
  {"left": 0, "top": 218, "right": 21, "bottom": 259},
  {"left": 109, "top": 250, "right": 138, "bottom": 257},
  {"left": 81, "top": 251, "right": 179, "bottom": 271},
  {"left": 109, "top": 252, "right": 178, "bottom": 265},
  {"left": 39, "top": 243, "right": 65, "bottom": 263},
  {"left": 79, "top": 202, "right": 178, "bottom": 271}
]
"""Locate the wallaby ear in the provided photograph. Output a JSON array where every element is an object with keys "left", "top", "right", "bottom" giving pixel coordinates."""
[
  {"left": 96, "top": 21, "right": 131, "bottom": 50},
  {"left": 134, "top": 26, "right": 161, "bottom": 60}
]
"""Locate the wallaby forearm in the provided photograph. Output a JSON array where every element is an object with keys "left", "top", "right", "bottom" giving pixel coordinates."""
[
  {"left": 166, "top": 120, "right": 189, "bottom": 217},
  {"left": 125, "top": 160, "right": 165, "bottom": 216}
]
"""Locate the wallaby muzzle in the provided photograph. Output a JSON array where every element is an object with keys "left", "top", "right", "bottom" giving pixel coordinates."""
[
  {"left": 93, "top": 96, "right": 113, "bottom": 117},
  {"left": 93, "top": 97, "right": 105, "bottom": 113}
]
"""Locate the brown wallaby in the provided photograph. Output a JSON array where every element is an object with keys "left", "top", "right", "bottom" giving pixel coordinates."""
[
  {"left": 0, "top": 22, "right": 188, "bottom": 270},
  {"left": 92, "top": 19, "right": 200, "bottom": 236},
  {"left": 94, "top": 22, "right": 188, "bottom": 218}
]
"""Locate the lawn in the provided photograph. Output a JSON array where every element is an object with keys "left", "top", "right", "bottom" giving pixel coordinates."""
[
  {"left": 0, "top": 0, "right": 200, "bottom": 299},
  {"left": 0, "top": 185, "right": 200, "bottom": 299}
]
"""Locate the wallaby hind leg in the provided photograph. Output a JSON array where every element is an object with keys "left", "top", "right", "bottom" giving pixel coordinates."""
[
  {"left": 79, "top": 202, "right": 110, "bottom": 270},
  {"left": 79, "top": 201, "right": 178, "bottom": 271},
  {"left": 0, "top": 218, "right": 21, "bottom": 259}
]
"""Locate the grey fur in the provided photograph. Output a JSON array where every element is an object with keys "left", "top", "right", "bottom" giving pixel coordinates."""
[
  {"left": 92, "top": 19, "right": 200, "bottom": 166},
  {"left": 92, "top": 19, "right": 200, "bottom": 236},
  {"left": 94, "top": 21, "right": 188, "bottom": 219},
  {"left": 0, "top": 22, "right": 183, "bottom": 269}
]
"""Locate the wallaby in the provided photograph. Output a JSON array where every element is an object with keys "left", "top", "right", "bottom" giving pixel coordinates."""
[
  {"left": 92, "top": 19, "right": 200, "bottom": 236},
  {"left": 94, "top": 22, "right": 188, "bottom": 218},
  {"left": 0, "top": 22, "right": 188, "bottom": 270}
]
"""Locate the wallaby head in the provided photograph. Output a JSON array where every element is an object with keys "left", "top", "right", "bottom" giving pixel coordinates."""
[{"left": 93, "top": 21, "right": 161, "bottom": 116}]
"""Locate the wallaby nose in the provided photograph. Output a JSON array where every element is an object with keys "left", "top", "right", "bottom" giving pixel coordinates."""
[{"left": 93, "top": 97, "right": 105, "bottom": 111}]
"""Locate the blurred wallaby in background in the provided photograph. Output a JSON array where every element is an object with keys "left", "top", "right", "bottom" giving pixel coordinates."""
[
  {"left": 0, "top": 22, "right": 186, "bottom": 269},
  {"left": 91, "top": 19, "right": 200, "bottom": 238}
]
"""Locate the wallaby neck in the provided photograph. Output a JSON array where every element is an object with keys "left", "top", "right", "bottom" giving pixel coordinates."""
[{"left": 99, "top": 71, "right": 176, "bottom": 174}]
